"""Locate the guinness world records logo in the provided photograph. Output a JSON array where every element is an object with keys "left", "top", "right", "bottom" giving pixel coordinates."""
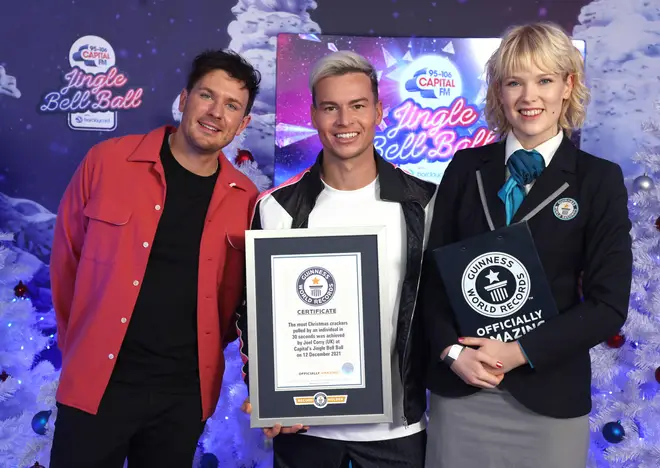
[
  {"left": 461, "top": 252, "right": 530, "bottom": 318},
  {"left": 296, "top": 267, "right": 336, "bottom": 305}
]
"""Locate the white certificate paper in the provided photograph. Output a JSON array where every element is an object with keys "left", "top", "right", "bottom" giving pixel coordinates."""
[{"left": 271, "top": 253, "right": 366, "bottom": 391}]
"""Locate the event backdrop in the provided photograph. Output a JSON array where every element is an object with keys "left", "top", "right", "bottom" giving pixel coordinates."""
[
  {"left": 1, "top": 0, "right": 659, "bottom": 467},
  {"left": 274, "top": 33, "right": 586, "bottom": 185}
]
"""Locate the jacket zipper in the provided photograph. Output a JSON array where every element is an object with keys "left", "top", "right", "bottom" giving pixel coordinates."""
[{"left": 400, "top": 201, "right": 425, "bottom": 429}]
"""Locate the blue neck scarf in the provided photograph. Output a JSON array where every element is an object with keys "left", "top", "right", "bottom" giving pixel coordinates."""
[{"left": 497, "top": 149, "right": 545, "bottom": 225}]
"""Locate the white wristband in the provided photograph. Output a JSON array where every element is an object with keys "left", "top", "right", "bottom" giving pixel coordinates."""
[{"left": 442, "top": 344, "right": 465, "bottom": 367}]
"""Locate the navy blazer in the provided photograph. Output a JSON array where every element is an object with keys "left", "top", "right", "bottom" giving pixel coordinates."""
[{"left": 419, "top": 134, "right": 633, "bottom": 418}]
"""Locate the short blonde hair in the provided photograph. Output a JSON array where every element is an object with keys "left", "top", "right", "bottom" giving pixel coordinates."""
[
  {"left": 484, "top": 22, "right": 590, "bottom": 138},
  {"left": 309, "top": 51, "right": 379, "bottom": 106}
]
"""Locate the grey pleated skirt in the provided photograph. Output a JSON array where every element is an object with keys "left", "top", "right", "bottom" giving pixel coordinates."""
[{"left": 425, "top": 388, "right": 589, "bottom": 468}]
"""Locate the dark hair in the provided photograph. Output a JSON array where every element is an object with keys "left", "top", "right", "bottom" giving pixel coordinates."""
[{"left": 186, "top": 49, "right": 261, "bottom": 115}]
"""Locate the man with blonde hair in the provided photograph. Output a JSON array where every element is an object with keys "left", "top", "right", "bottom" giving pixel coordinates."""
[{"left": 239, "top": 50, "right": 436, "bottom": 467}]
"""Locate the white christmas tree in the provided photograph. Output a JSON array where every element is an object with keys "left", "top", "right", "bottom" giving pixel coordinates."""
[
  {"left": 572, "top": 1, "right": 660, "bottom": 466},
  {"left": 195, "top": 340, "right": 273, "bottom": 467},
  {"left": 572, "top": 0, "right": 660, "bottom": 176},
  {"left": 225, "top": 130, "right": 273, "bottom": 193},
  {"left": 0, "top": 232, "right": 58, "bottom": 468},
  {"left": 226, "top": 0, "right": 321, "bottom": 177},
  {"left": 587, "top": 102, "right": 660, "bottom": 468},
  {"left": 0, "top": 65, "right": 22, "bottom": 99}
]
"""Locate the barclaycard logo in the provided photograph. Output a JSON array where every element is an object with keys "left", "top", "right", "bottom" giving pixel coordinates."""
[{"left": 73, "top": 114, "right": 114, "bottom": 125}]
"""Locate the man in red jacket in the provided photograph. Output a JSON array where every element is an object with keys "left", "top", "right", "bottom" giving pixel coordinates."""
[{"left": 48, "top": 49, "right": 260, "bottom": 468}]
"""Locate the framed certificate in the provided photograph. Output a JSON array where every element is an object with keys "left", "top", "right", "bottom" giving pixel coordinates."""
[{"left": 245, "top": 226, "right": 393, "bottom": 428}]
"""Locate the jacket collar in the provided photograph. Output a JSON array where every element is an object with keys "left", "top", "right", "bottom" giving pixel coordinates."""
[
  {"left": 306, "top": 148, "right": 433, "bottom": 205},
  {"left": 482, "top": 131, "right": 577, "bottom": 172},
  {"left": 504, "top": 129, "right": 564, "bottom": 169},
  {"left": 126, "top": 125, "right": 250, "bottom": 191},
  {"left": 478, "top": 132, "right": 578, "bottom": 229}
]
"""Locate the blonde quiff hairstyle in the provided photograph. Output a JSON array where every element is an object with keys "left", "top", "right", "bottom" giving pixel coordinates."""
[
  {"left": 484, "top": 22, "right": 590, "bottom": 138},
  {"left": 308, "top": 50, "right": 379, "bottom": 107}
]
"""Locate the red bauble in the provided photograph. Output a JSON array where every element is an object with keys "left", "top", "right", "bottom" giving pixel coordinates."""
[
  {"left": 31, "top": 463, "right": 45, "bottom": 468},
  {"left": 655, "top": 366, "right": 660, "bottom": 384},
  {"left": 234, "top": 149, "right": 254, "bottom": 165},
  {"left": 607, "top": 333, "right": 626, "bottom": 348},
  {"left": 14, "top": 281, "right": 28, "bottom": 298},
  {"left": 656, "top": 217, "right": 660, "bottom": 232},
  {"left": 0, "top": 371, "right": 8, "bottom": 382}
]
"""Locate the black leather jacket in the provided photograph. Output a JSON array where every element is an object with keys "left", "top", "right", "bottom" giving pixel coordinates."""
[{"left": 238, "top": 149, "right": 437, "bottom": 426}]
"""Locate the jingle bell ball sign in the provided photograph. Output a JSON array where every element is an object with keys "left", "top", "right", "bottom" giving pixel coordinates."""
[
  {"left": 274, "top": 34, "right": 585, "bottom": 186},
  {"left": 38, "top": 35, "right": 144, "bottom": 131}
]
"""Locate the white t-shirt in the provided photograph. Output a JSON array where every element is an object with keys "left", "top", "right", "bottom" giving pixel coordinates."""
[{"left": 300, "top": 176, "right": 425, "bottom": 442}]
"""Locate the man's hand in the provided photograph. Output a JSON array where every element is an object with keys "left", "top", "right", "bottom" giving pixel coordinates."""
[
  {"left": 240, "top": 397, "right": 252, "bottom": 414},
  {"left": 240, "top": 397, "right": 310, "bottom": 438},
  {"left": 458, "top": 337, "right": 528, "bottom": 374}
]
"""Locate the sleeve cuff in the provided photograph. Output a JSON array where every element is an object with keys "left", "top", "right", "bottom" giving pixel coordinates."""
[{"left": 518, "top": 341, "right": 534, "bottom": 368}]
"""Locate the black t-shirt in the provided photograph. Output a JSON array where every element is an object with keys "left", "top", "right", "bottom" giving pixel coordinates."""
[{"left": 110, "top": 132, "right": 219, "bottom": 393}]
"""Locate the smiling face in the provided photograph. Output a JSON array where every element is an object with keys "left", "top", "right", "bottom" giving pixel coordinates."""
[
  {"left": 499, "top": 64, "right": 573, "bottom": 148},
  {"left": 177, "top": 69, "right": 251, "bottom": 155},
  {"left": 310, "top": 72, "right": 383, "bottom": 163}
]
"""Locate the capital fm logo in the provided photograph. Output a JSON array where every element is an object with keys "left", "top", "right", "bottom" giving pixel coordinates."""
[
  {"left": 38, "top": 35, "right": 144, "bottom": 132},
  {"left": 401, "top": 55, "right": 463, "bottom": 108},
  {"left": 405, "top": 68, "right": 455, "bottom": 99},
  {"left": 71, "top": 41, "right": 113, "bottom": 68}
]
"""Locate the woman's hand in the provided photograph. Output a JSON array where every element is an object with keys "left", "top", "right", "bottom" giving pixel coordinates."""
[
  {"left": 442, "top": 345, "right": 504, "bottom": 389},
  {"left": 458, "top": 337, "right": 528, "bottom": 374}
]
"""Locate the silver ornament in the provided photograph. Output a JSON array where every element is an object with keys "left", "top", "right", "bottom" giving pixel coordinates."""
[{"left": 633, "top": 174, "right": 654, "bottom": 192}]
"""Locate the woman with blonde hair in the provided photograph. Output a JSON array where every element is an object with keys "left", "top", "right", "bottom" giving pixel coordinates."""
[{"left": 419, "top": 22, "right": 632, "bottom": 467}]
